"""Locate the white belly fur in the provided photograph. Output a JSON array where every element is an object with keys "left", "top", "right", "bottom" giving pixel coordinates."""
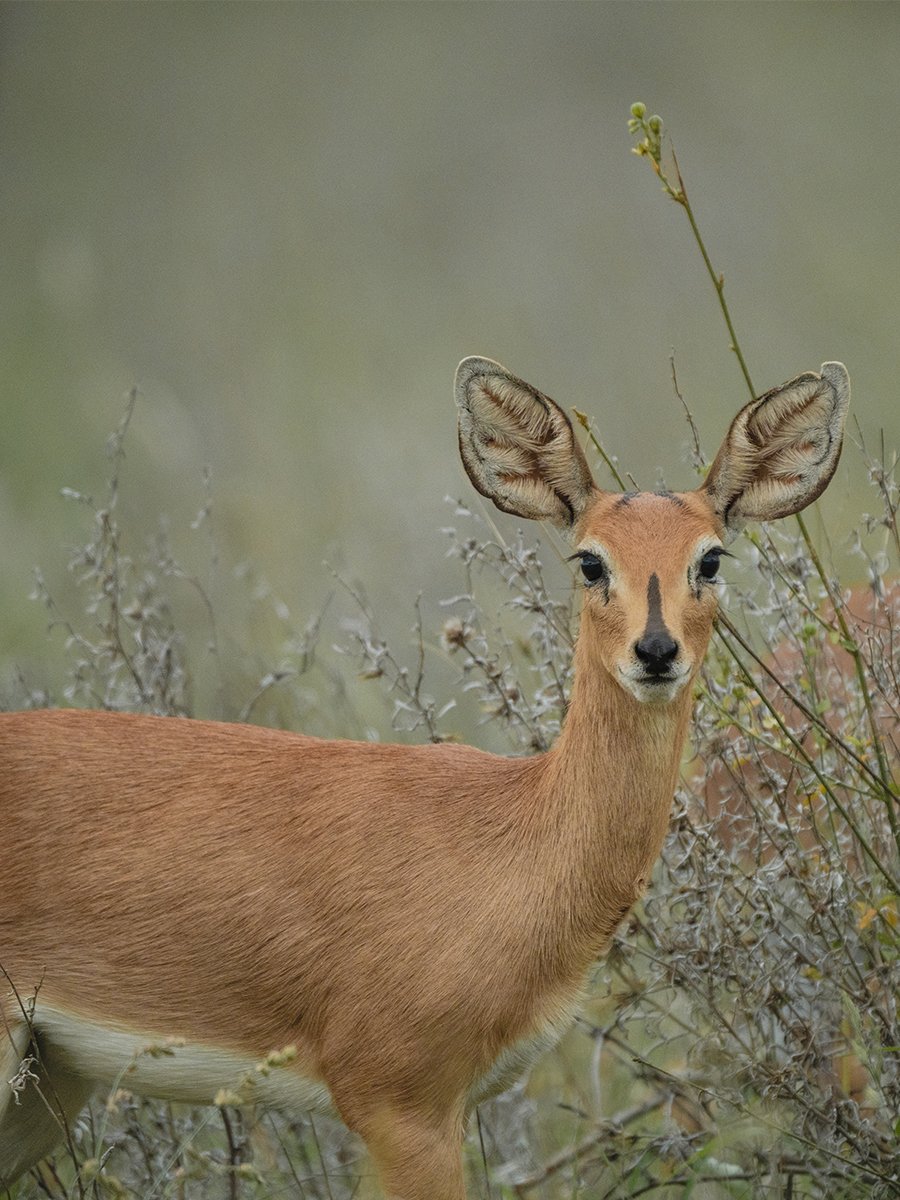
[
  {"left": 33, "top": 1004, "right": 335, "bottom": 1114},
  {"left": 33, "top": 994, "right": 581, "bottom": 1119}
]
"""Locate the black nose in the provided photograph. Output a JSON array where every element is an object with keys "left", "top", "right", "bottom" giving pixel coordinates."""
[{"left": 634, "top": 632, "right": 679, "bottom": 675}]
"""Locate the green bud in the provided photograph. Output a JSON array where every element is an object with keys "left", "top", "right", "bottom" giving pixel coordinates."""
[
  {"left": 648, "top": 115, "right": 662, "bottom": 134},
  {"left": 630, "top": 102, "right": 646, "bottom": 119}
]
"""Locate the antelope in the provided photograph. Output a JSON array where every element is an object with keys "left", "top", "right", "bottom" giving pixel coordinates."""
[{"left": 0, "top": 356, "right": 849, "bottom": 1198}]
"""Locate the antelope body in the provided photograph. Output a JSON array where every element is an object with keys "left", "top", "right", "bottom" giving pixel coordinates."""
[{"left": 0, "top": 357, "right": 849, "bottom": 1198}]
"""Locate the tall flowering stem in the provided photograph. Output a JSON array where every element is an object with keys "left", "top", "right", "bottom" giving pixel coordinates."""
[{"left": 628, "top": 102, "right": 898, "bottom": 832}]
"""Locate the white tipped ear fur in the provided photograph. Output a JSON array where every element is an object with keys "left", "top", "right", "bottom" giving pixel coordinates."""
[
  {"left": 703, "top": 362, "right": 850, "bottom": 537},
  {"left": 455, "top": 357, "right": 597, "bottom": 529}
]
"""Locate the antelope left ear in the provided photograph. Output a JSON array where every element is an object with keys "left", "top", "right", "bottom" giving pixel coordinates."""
[{"left": 702, "top": 362, "right": 850, "bottom": 538}]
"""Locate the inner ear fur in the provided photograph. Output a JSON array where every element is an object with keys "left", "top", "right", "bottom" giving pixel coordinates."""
[
  {"left": 702, "top": 362, "right": 850, "bottom": 536},
  {"left": 455, "top": 357, "right": 598, "bottom": 530}
]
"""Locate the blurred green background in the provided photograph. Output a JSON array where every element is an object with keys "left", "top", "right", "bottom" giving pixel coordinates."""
[{"left": 1, "top": 1, "right": 897, "bottom": 708}]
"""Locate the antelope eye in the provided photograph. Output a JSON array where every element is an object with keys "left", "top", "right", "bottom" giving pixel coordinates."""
[
  {"left": 579, "top": 553, "right": 608, "bottom": 585},
  {"left": 698, "top": 549, "right": 723, "bottom": 580}
]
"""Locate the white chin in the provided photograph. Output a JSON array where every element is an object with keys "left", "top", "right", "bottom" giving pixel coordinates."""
[{"left": 618, "top": 671, "right": 689, "bottom": 705}]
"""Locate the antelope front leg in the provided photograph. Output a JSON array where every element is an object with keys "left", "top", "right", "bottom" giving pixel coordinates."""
[{"left": 360, "top": 1106, "right": 467, "bottom": 1200}]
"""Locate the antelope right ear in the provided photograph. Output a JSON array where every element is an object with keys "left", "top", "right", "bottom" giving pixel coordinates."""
[
  {"left": 455, "top": 357, "right": 598, "bottom": 530},
  {"left": 702, "top": 362, "right": 850, "bottom": 538}
]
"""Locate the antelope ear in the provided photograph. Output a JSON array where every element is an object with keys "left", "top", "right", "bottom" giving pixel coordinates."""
[
  {"left": 702, "top": 362, "right": 850, "bottom": 538},
  {"left": 455, "top": 357, "right": 598, "bottom": 530}
]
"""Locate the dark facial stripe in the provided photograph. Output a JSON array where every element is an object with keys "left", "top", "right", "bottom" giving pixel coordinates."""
[
  {"left": 653, "top": 488, "right": 685, "bottom": 507},
  {"left": 614, "top": 489, "right": 685, "bottom": 508},
  {"left": 644, "top": 573, "right": 671, "bottom": 639},
  {"left": 614, "top": 490, "right": 640, "bottom": 507}
]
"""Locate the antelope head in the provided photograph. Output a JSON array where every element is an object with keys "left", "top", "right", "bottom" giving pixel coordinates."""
[{"left": 455, "top": 357, "right": 850, "bottom": 705}]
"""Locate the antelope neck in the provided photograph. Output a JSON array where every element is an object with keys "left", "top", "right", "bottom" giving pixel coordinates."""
[{"left": 535, "top": 624, "right": 694, "bottom": 958}]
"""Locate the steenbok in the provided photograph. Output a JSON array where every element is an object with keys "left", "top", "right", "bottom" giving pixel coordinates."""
[{"left": 0, "top": 357, "right": 849, "bottom": 1198}]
